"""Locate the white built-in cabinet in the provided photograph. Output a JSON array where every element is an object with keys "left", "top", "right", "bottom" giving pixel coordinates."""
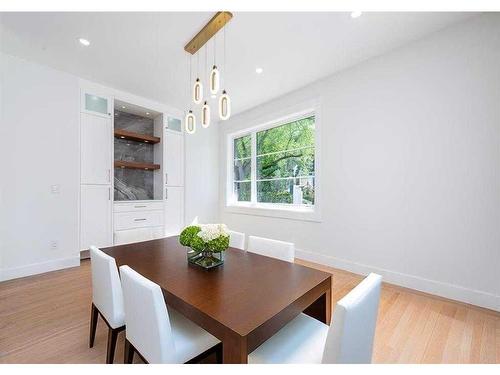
[
  {"left": 164, "top": 131, "right": 184, "bottom": 187},
  {"left": 81, "top": 185, "right": 112, "bottom": 250},
  {"left": 164, "top": 186, "right": 184, "bottom": 236},
  {"left": 164, "top": 125, "right": 185, "bottom": 236},
  {"left": 80, "top": 90, "right": 113, "bottom": 250},
  {"left": 79, "top": 86, "right": 185, "bottom": 252},
  {"left": 80, "top": 113, "right": 112, "bottom": 185}
]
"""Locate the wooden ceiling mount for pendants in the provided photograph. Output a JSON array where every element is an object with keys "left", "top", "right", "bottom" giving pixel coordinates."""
[{"left": 184, "top": 11, "right": 233, "bottom": 55}]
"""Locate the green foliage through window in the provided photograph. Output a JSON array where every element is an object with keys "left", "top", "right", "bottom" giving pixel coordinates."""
[{"left": 232, "top": 115, "right": 315, "bottom": 206}]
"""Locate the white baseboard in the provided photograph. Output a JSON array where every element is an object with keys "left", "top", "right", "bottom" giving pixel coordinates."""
[
  {"left": 0, "top": 256, "right": 81, "bottom": 282},
  {"left": 295, "top": 248, "right": 500, "bottom": 312}
]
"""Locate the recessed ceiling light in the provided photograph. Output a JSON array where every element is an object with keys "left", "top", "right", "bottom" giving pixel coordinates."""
[
  {"left": 255, "top": 67, "right": 263, "bottom": 74},
  {"left": 146, "top": 112, "right": 150, "bottom": 115},
  {"left": 78, "top": 38, "right": 90, "bottom": 46},
  {"left": 351, "top": 11, "right": 362, "bottom": 19},
  {"left": 121, "top": 106, "right": 126, "bottom": 109}
]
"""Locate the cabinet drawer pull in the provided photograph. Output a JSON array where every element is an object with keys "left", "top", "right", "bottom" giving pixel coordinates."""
[
  {"left": 134, "top": 218, "right": 147, "bottom": 222},
  {"left": 134, "top": 205, "right": 147, "bottom": 208}
]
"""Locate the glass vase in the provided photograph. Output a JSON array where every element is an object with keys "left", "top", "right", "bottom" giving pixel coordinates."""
[{"left": 188, "top": 248, "right": 224, "bottom": 269}]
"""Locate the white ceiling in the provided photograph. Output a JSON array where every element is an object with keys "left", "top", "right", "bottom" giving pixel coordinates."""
[{"left": 0, "top": 12, "right": 476, "bottom": 115}]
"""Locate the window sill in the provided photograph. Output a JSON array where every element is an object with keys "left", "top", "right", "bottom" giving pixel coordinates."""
[{"left": 224, "top": 202, "right": 322, "bottom": 222}]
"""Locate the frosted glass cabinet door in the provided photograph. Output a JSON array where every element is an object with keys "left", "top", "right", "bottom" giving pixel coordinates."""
[
  {"left": 81, "top": 113, "right": 112, "bottom": 184},
  {"left": 164, "top": 132, "right": 184, "bottom": 186},
  {"left": 80, "top": 185, "right": 112, "bottom": 250},
  {"left": 82, "top": 92, "right": 111, "bottom": 118},
  {"left": 166, "top": 117, "right": 182, "bottom": 132}
]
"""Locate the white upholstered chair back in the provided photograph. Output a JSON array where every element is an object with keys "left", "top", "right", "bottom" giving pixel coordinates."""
[
  {"left": 120, "top": 265, "right": 177, "bottom": 364},
  {"left": 228, "top": 230, "right": 245, "bottom": 250},
  {"left": 247, "top": 235, "right": 295, "bottom": 262},
  {"left": 89, "top": 246, "right": 125, "bottom": 328},
  {"left": 322, "top": 273, "right": 382, "bottom": 364}
]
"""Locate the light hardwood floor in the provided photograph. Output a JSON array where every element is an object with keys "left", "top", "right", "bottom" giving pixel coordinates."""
[{"left": 0, "top": 259, "right": 498, "bottom": 364}]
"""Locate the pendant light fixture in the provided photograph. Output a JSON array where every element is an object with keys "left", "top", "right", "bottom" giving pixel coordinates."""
[
  {"left": 219, "top": 91, "right": 230, "bottom": 120},
  {"left": 210, "top": 37, "right": 220, "bottom": 95},
  {"left": 193, "top": 79, "right": 203, "bottom": 104},
  {"left": 218, "top": 12, "right": 231, "bottom": 120},
  {"left": 201, "top": 47, "right": 211, "bottom": 128},
  {"left": 201, "top": 101, "right": 211, "bottom": 128},
  {"left": 185, "top": 110, "right": 196, "bottom": 134},
  {"left": 193, "top": 53, "right": 203, "bottom": 104},
  {"left": 210, "top": 66, "right": 220, "bottom": 95},
  {"left": 185, "top": 55, "right": 196, "bottom": 134},
  {"left": 183, "top": 12, "right": 233, "bottom": 134}
]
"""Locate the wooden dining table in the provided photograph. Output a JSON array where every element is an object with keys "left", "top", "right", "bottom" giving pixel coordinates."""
[{"left": 102, "top": 236, "right": 332, "bottom": 364}]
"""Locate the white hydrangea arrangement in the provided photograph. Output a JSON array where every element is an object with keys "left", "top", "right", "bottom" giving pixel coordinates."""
[
  {"left": 197, "top": 224, "right": 229, "bottom": 243},
  {"left": 179, "top": 223, "right": 230, "bottom": 253}
]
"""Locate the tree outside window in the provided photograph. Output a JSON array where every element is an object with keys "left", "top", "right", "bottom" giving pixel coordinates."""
[{"left": 232, "top": 115, "right": 315, "bottom": 206}]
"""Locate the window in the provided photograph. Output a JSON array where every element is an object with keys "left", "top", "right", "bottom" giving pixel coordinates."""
[{"left": 229, "top": 112, "right": 317, "bottom": 214}]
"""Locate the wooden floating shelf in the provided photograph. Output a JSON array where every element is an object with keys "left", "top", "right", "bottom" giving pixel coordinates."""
[
  {"left": 114, "top": 129, "right": 161, "bottom": 144},
  {"left": 114, "top": 160, "right": 160, "bottom": 171}
]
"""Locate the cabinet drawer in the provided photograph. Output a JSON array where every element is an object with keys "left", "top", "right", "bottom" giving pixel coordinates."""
[
  {"left": 114, "top": 211, "right": 164, "bottom": 231},
  {"left": 114, "top": 201, "right": 164, "bottom": 213}
]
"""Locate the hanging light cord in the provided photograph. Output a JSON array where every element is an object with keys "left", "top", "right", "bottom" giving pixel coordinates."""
[
  {"left": 222, "top": 13, "right": 227, "bottom": 90},
  {"left": 213, "top": 34, "right": 216, "bottom": 66},
  {"left": 223, "top": 15, "right": 226, "bottom": 89},
  {"left": 197, "top": 50, "right": 200, "bottom": 79},
  {"left": 188, "top": 54, "right": 192, "bottom": 108}
]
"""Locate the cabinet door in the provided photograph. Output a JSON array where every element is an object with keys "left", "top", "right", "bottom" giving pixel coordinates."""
[
  {"left": 81, "top": 113, "right": 112, "bottom": 184},
  {"left": 80, "top": 185, "right": 112, "bottom": 250},
  {"left": 166, "top": 116, "right": 183, "bottom": 132},
  {"left": 164, "top": 186, "right": 184, "bottom": 236},
  {"left": 81, "top": 91, "right": 112, "bottom": 118},
  {"left": 164, "top": 132, "right": 184, "bottom": 186}
]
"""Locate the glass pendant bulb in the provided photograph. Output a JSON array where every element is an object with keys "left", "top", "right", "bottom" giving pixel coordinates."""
[
  {"left": 193, "top": 78, "right": 203, "bottom": 104},
  {"left": 185, "top": 110, "right": 196, "bottom": 134},
  {"left": 201, "top": 101, "right": 210, "bottom": 128},
  {"left": 218, "top": 90, "right": 231, "bottom": 120},
  {"left": 209, "top": 65, "right": 220, "bottom": 95}
]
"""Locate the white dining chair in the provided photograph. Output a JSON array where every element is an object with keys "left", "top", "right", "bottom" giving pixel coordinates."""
[
  {"left": 114, "top": 228, "right": 156, "bottom": 245},
  {"left": 247, "top": 235, "right": 295, "bottom": 262},
  {"left": 89, "top": 246, "right": 126, "bottom": 364},
  {"left": 228, "top": 230, "right": 245, "bottom": 250},
  {"left": 119, "top": 265, "right": 221, "bottom": 364},
  {"left": 248, "top": 273, "right": 382, "bottom": 364}
]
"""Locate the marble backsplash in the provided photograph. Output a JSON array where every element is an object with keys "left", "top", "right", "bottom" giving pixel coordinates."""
[
  {"left": 114, "top": 110, "right": 154, "bottom": 134},
  {"left": 114, "top": 170, "right": 154, "bottom": 200},
  {"left": 114, "top": 110, "right": 156, "bottom": 201}
]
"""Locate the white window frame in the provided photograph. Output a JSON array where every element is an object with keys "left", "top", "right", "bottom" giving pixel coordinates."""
[{"left": 225, "top": 106, "right": 322, "bottom": 222}]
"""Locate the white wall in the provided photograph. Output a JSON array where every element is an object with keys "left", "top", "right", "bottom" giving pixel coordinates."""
[
  {"left": 219, "top": 14, "right": 500, "bottom": 311},
  {"left": 0, "top": 53, "right": 81, "bottom": 280},
  {"left": 0, "top": 51, "right": 210, "bottom": 281},
  {"left": 184, "top": 122, "right": 219, "bottom": 225}
]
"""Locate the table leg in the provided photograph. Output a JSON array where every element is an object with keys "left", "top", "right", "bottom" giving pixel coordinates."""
[
  {"left": 303, "top": 289, "right": 332, "bottom": 325},
  {"left": 222, "top": 333, "right": 248, "bottom": 364}
]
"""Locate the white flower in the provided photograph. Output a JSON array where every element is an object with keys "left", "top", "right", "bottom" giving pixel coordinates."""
[{"left": 197, "top": 223, "right": 229, "bottom": 243}]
